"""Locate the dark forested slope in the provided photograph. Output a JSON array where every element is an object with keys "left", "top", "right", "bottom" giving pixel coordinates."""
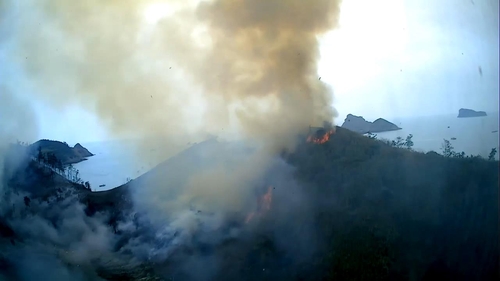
[{"left": 286, "top": 127, "right": 498, "bottom": 280}]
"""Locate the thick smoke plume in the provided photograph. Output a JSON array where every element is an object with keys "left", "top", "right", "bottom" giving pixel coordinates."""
[
  {"left": 2, "top": 1, "right": 342, "bottom": 278},
  {"left": 0, "top": 191, "right": 118, "bottom": 281},
  {"left": 5, "top": 0, "right": 341, "bottom": 236},
  {"left": 0, "top": 87, "right": 38, "bottom": 199},
  {"left": 8, "top": 0, "right": 340, "bottom": 154}
]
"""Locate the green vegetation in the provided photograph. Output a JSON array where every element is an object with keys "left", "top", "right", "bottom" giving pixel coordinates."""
[
  {"left": 440, "top": 138, "right": 497, "bottom": 160},
  {"left": 286, "top": 128, "right": 498, "bottom": 280},
  {"left": 367, "top": 133, "right": 414, "bottom": 150},
  {"left": 372, "top": 133, "right": 497, "bottom": 161},
  {"left": 33, "top": 146, "right": 85, "bottom": 186},
  {"left": 388, "top": 134, "right": 414, "bottom": 149},
  {"left": 30, "top": 139, "right": 93, "bottom": 165},
  {"left": 37, "top": 145, "right": 64, "bottom": 172},
  {"left": 488, "top": 148, "right": 497, "bottom": 161}
]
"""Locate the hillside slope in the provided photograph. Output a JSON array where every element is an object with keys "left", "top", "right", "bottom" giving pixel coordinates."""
[
  {"left": 286, "top": 127, "right": 498, "bottom": 280},
  {"left": 91, "top": 127, "right": 498, "bottom": 280},
  {"left": 2, "top": 128, "right": 498, "bottom": 280}
]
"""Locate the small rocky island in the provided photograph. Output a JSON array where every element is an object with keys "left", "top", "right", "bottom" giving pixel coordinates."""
[
  {"left": 30, "top": 140, "right": 94, "bottom": 165},
  {"left": 341, "top": 114, "right": 401, "bottom": 134},
  {"left": 457, "top": 108, "right": 487, "bottom": 118}
]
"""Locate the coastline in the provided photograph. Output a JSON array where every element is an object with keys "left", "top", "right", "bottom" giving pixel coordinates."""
[{"left": 64, "top": 157, "right": 91, "bottom": 165}]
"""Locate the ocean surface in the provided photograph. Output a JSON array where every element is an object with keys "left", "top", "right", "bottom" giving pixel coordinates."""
[
  {"left": 374, "top": 113, "right": 499, "bottom": 157},
  {"left": 74, "top": 113, "right": 499, "bottom": 191}
]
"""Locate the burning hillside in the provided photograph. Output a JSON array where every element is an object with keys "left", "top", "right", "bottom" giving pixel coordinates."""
[
  {"left": 1, "top": 0, "right": 343, "bottom": 275},
  {"left": 245, "top": 185, "right": 273, "bottom": 224},
  {"left": 1, "top": 0, "right": 498, "bottom": 278},
  {"left": 305, "top": 123, "right": 336, "bottom": 144},
  {"left": 307, "top": 129, "right": 335, "bottom": 144},
  {"left": 0, "top": 128, "right": 498, "bottom": 280}
]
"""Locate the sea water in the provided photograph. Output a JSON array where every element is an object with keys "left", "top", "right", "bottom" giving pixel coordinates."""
[
  {"left": 71, "top": 141, "right": 144, "bottom": 191},
  {"left": 374, "top": 113, "right": 499, "bottom": 158},
  {"left": 75, "top": 113, "right": 499, "bottom": 191},
  {"left": 72, "top": 140, "right": 183, "bottom": 192}
]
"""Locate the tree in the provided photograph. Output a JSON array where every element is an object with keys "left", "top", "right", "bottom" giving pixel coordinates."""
[
  {"left": 56, "top": 159, "right": 63, "bottom": 173},
  {"left": 66, "top": 164, "right": 74, "bottom": 180},
  {"left": 441, "top": 139, "right": 454, "bottom": 157},
  {"left": 84, "top": 181, "right": 91, "bottom": 191},
  {"left": 75, "top": 169, "right": 81, "bottom": 183},
  {"left": 37, "top": 146, "right": 43, "bottom": 162},
  {"left": 441, "top": 139, "right": 466, "bottom": 158},
  {"left": 488, "top": 148, "right": 497, "bottom": 161},
  {"left": 43, "top": 152, "right": 61, "bottom": 169},
  {"left": 387, "top": 134, "right": 414, "bottom": 150},
  {"left": 391, "top": 137, "right": 405, "bottom": 148},
  {"left": 404, "top": 134, "right": 414, "bottom": 150}
]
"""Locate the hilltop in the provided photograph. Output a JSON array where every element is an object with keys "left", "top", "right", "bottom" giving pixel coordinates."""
[{"left": 30, "top": 139, "right": 94, "bottom": 165}]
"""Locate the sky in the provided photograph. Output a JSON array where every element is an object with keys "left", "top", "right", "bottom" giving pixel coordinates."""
[
  {"left": 0, "top": 0, "right": 498, "bottom": 144},
  {"left": 318, "top": 0, "right": 499, "bottom": 120}
]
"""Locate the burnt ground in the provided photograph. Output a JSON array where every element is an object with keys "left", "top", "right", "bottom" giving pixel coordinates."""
[{"left": 0, "top": 127, "right": 498, "bottom": 281}]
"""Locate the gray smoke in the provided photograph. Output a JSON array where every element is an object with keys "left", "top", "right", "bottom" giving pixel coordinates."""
[
  {"left": 1, "top": 0, "right": 343, "bottom": 279},
  {"left": 6, "top": 0, "right": 340, "bottom": 154}
]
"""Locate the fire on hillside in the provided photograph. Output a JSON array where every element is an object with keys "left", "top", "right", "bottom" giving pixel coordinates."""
[
  {"left": 307, "top": 130, "right": 334, "bottom": 144},
  {"left": 306, "top": 124, "right": 335, "bottom": 144},
  {"left": 245, "top": 185, "right": 273, "bottom": 224}
]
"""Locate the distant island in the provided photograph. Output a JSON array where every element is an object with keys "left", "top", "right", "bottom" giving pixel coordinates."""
[
  {"left": 341, "top": 114, "right": 401, "bottom": 134},
  {"left": 457, "top": 108, "right": 487, "bottom": 118},
  {"left": 30, "top": 139, "right": 94, "bottom": 165}
]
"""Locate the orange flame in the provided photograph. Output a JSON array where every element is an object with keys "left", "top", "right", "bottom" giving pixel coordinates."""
[
  {"left": 261, "top": 185, "right": 272, "bottom": 211},
  {"left": 245, "top": 185, "right": 273, "bottom": 224},
  {"left": 307, "top": 130, "right": 334, "bottom": 144},
  {"left": 245, "top": 212, "right": 255, "bottom": 224}
]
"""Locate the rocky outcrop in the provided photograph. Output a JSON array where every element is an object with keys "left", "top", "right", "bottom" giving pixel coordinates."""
[
  {"left": 30, "top": 140, "right": 94, "bottom": 165},
  {"left": 341, "top": 114, "right": 401, "bottom": 134},
  {"left": 74, "top": 143, "right": 94, "bottom": 158},
  {"left": 457, "top": 108, "right": 487, "bottom": 118}
]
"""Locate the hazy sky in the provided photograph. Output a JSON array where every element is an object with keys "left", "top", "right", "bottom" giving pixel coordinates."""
[
  {"left": 1, "top": 0, "right": 498, "bottom": 144},
  {"left": 318, "top": 0, "right": 499, "bottom": 120}
]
